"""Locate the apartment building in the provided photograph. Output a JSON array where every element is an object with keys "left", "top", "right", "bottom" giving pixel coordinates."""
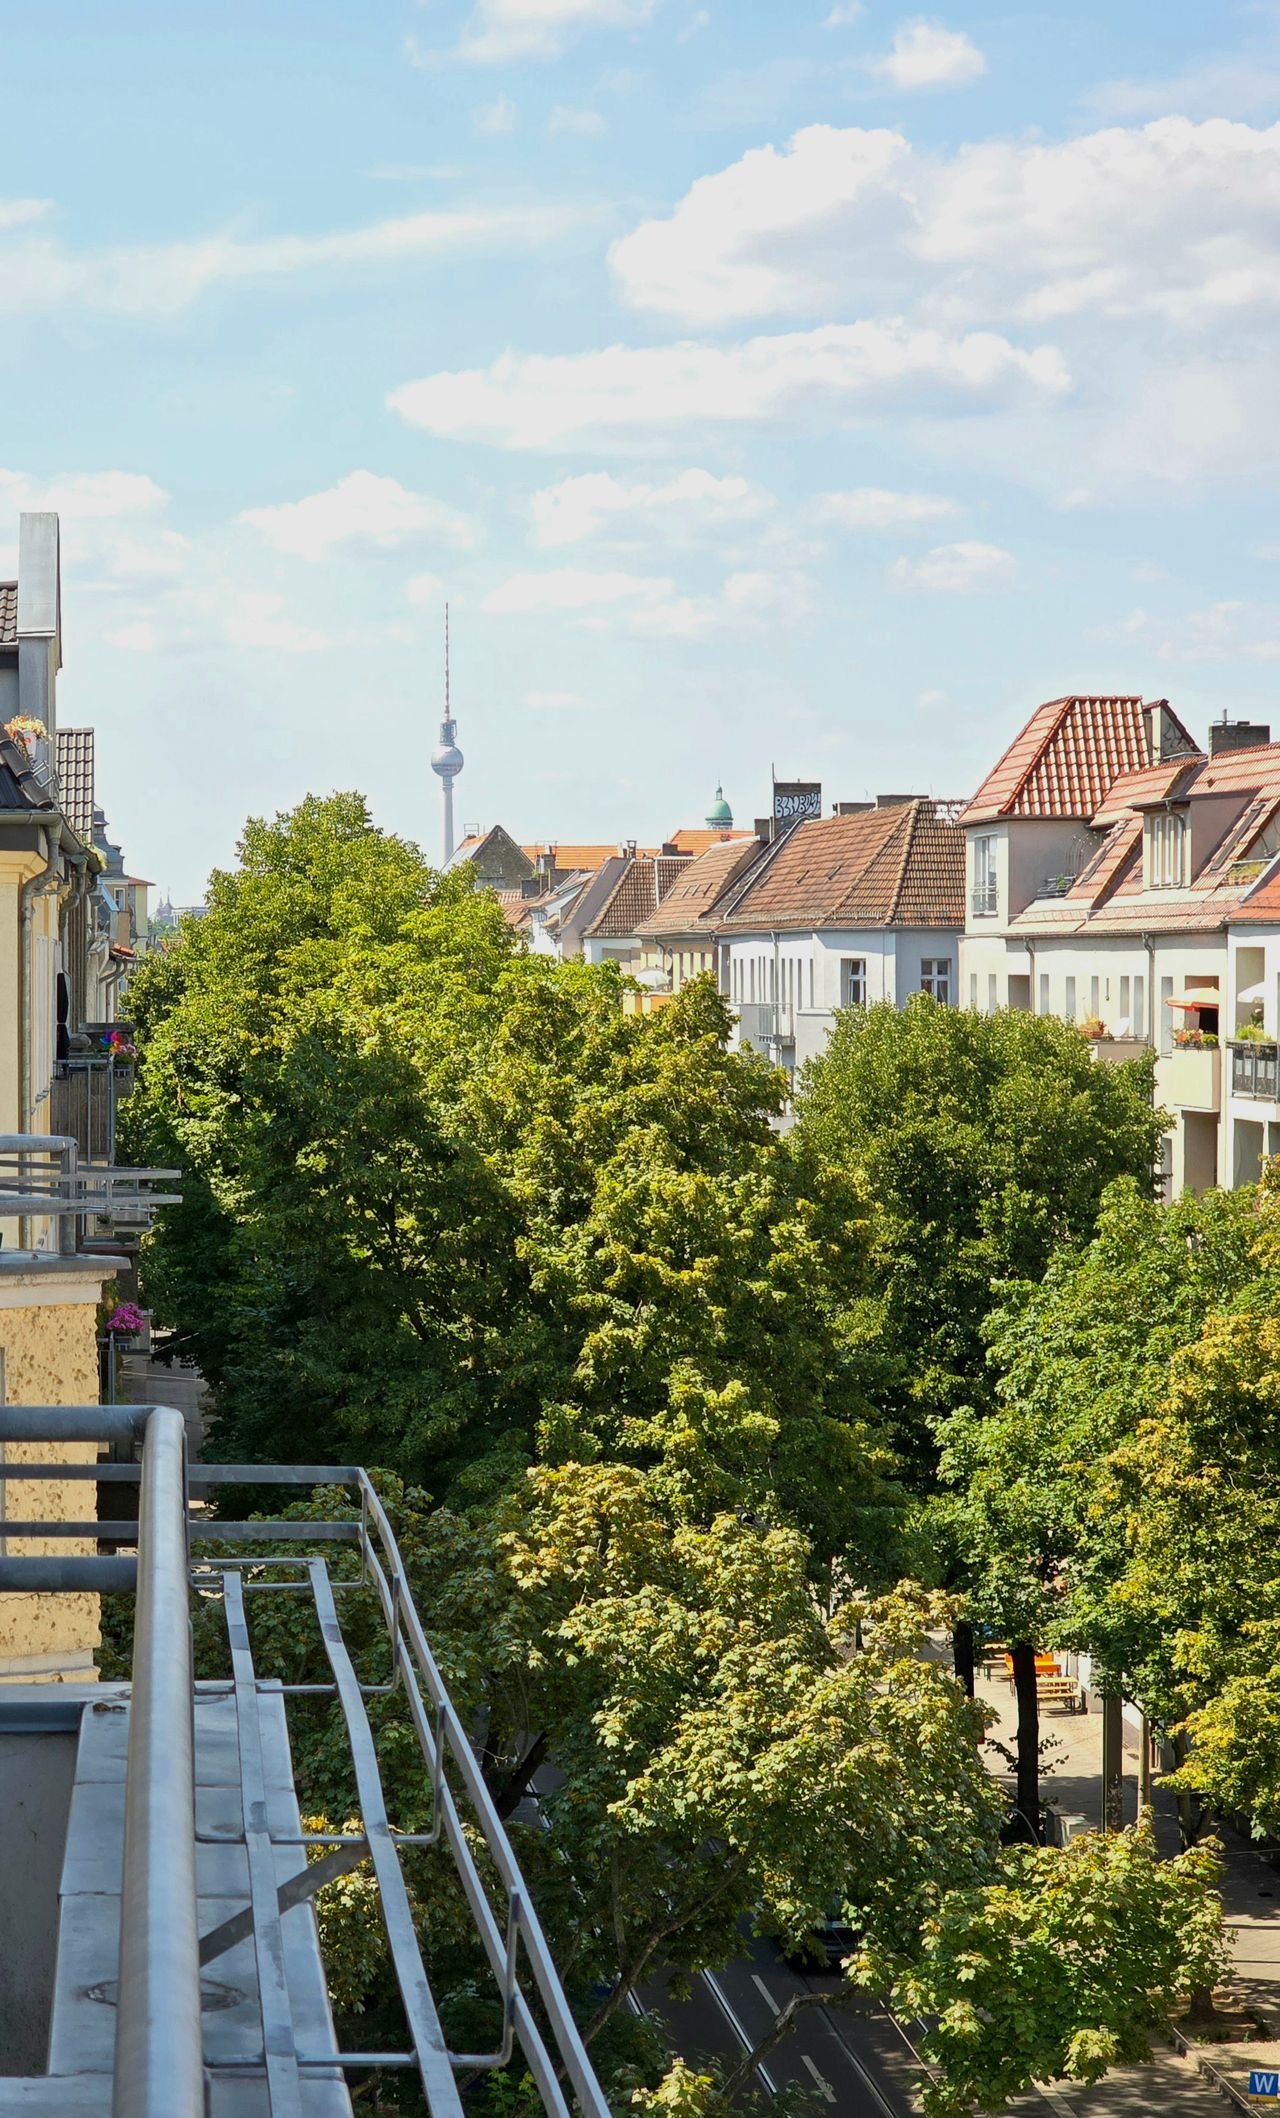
[
  {"left": 959, "top": 692, "right": 1280, "bottom": 1193},
  {"left": 717, "top": 798, "right": 965, "bottom": 1075}
]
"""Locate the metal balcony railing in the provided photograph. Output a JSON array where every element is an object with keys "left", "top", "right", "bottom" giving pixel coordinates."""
[
  {"left": 970, "top": 882, "right": 998, "bottom": 916},
  {"left": 52, "top": 1056, "right": 134, "bottom": 1162},
  {"left": 1231, "top": 1040, "right": 1280, "bottom": 1100},
  {"left": 0, "top": 1134, "right": 180, "bottom": 1249},
  {"left": 0, "top": 1405, "right": 611, "bottom": 2118}
]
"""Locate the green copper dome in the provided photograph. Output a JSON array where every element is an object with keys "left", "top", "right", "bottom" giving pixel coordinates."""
[{"left": 706, "top": 782, "right": 733, "bottom": 828}]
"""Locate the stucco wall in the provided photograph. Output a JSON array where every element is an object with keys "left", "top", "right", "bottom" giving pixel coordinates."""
[{"left": 0, "top": 1259, "right": 119, "bottom": 1682}]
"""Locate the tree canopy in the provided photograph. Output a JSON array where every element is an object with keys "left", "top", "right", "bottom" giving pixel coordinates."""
[{"left": 791, "top": 999, "right": 1167, "bottom": 1477}]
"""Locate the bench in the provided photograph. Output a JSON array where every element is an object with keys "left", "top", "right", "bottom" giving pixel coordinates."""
[{"left": 1036, "top": 1675, "right": 1086, "bottom": 1713}]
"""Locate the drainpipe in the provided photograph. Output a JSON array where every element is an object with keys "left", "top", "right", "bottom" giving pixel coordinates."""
[
  {"left": 1141, "top": 931, "right": 1156, "bottom": 1046},
  {"left": 17, "top": 824, "right": 59, "bottom": 1247}
]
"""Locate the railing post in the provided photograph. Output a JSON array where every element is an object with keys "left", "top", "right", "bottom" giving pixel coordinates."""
[{"left": 112, "top": 1406, "right": 204, "bottom": 2118}]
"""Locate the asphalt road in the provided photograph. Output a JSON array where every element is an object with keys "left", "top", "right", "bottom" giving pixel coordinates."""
[{"left": 641, "top": 1933, "right": 924, "bottom": 2117}]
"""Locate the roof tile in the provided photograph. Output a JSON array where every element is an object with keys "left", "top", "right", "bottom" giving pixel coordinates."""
[
  {"left": 722, "top": 801, "right": 964, "bottom": 931},
  {"left": 960, "top": 697, "right": 1196, "bottom": 826}
]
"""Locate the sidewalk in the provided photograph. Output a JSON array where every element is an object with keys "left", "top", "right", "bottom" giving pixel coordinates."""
[{"left": 978, "top": 1665, "right": 1280, "bottom": 2114}]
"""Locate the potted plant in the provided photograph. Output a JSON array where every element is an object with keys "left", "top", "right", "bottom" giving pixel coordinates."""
[
  {"left": 99, "top": 1028, "right": 137, "bottom": 1065},
  {"left": 1174, "top": 1026, "right": 1218, "bottom": 1049},
  {"left": 1080, "top": 1016, "right": 1109, "bottom": 1041}
]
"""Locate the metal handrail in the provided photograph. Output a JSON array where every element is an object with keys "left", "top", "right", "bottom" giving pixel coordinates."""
[
  {"left": 0, "top": 1412, "right": 612, "bottom": 2118},
  {"left": 111, "top": 1405, "right": 205, "bottom": 2118}
]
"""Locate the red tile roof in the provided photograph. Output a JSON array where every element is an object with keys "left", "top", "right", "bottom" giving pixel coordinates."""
[
  {"left": 662, "top": 827, "right": 754, "bottom": 857},
  {"left": 1008, "top": 738, "right": 1280, "bottom": 939},
  {"left": 960, "top": 697, "right": 1196, "bottom": 826},
  {"left": 586, "top": 854, "right": 691, "bottom": 939},
  {"left": 1233, "top": 863, "right": 1280, "bottom": 924},
  {"left": 0, "top": 582, "right": 15, "bottom": 647},
  {"left": 632, "top": 836, "right": 767, "bottom": 939},
  {"left": 521, "top": 841, "right": 638, "bottom": 871},
  {"left": 721, "top": 801, "right": 964, "bottom": 932}
]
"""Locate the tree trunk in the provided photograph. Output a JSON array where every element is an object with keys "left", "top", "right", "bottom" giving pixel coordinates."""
[
  {"left": 953, "top": 1619, "right": 976, "bottom": 1699},
  {"left": 1011, "top": 1640, "right": 1041, "bottom": 1840},
  {"left": 490, "top": 1731, "right": 550, "bottom": 1821}
]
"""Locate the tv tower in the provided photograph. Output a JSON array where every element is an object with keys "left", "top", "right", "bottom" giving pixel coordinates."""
[{"left": 430, "top": 602, "right": 464, "bottom": 865}]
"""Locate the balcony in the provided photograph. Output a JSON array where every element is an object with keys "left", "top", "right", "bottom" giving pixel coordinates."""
[
  {"left": 737, "top": 1001, "right": 793, "bottom": 1054},
  {"left": 51, "top": 1054, "right": 134, "bottom": 1162},
  {"left": 971, "top": 882, "right": 998, "bottom": 917},
  {"left": 0, "top": 1403, "right": 609, "bottom": 2118},
  {"left": 1231, "top": 1040, "right": 1280, "bottom": 1101},
  {"left": 0, "top": 1133, "right": 180, "bottom": 1249},
  {"left": 1086, "top": 1037, "right": 1150, "bottom": 1066},
  {"left": 1155, "top": 1046, "right": 1221, "bottom": 1113}
]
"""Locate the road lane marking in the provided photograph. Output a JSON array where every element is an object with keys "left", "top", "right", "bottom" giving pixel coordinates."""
[
  {"left": 801, "top": 2055, "right": 836, "bottom": 2103},
  {"left": 751, "top": 1974, "right": 780, "bottom": 2015},
  {"left": 702, "top": 1971, "right": 779, "bottom": 2097}
]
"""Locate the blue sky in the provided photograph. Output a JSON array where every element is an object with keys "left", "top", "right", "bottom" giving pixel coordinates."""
[{"left": 5, "top": 1, "right": 1280, "bottom": 895}]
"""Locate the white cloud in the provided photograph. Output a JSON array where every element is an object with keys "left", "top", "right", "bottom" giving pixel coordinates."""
[
  {"left": 222, "top": 591, "right": 333, "bottom": 653},
  {"left": 240, "top": 471, "right": 474, "bottom": 562},
  {"left": 917, "top": 686, "right": 947, "bottom": 706},
  {"left": 0, "top": 202, "right": 578, "bottom": 317},
  {"left": 524, "top": 688, "right": 591, "bottom": 708},
  {"left": 1128, "top": 598, "right": 1280, "bottom": 663},
  {"left": 890, "top": 539, "right": 1015, "bottom": 591},
  {"left": 610, "top": 116, "right": 1280, "bottom": 337},
  {"left": 389, "top": 322, "right": 1067, "bottom": 449},
  {"left": 486, "top": 563, "right": 813, "bottom": 636},
  {"left": 475, "top": 94, "right": 520, "bottom": 134},
  {"left": 483, "top": 568, "right": 675, "bottom": 613},
  {"left": 824, "top": 2, "right": 864, "bottom": 23},
  {"left": 452, "top": 0, "right": 659, "bottom": 64},
  {"left": 532, "top": 467, "right": 774, "bottom": 545},
  {"left": 406, "top": 572, "right": 447, "bottom": 608},
  {"left": 0, "top": 467, "right": 167, "bottom": 521},
  {"left": 548, "top": 104, "right": 607, "bottom": 135},
  {"left": 817, "top": 485, "right": 959, "bottom": 529},
  {"left": 0, "top": 468, "right": 190, "bottom": 582},
  {"left": 1090, "top": 57, "right": 1280, "bottom": 123},
  {"left": 0, "top": 199, "right": 50, "bottom": 230},
  {"left": 677, "top": 9, "right": 710, "bottom": 42},
  {"left": 871, "top": 20, "right": 986, "bottom": 90}
]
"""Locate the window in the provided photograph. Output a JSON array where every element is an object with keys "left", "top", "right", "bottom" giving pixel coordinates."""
[
  {"left": 969, "top": 972, "right": 978, "bottom": 1009},
  {"left": 749, "top": 959, "right": 756, "bottom": 1002},
  {"left": 1119, "top": 975, "right": 1131, "bottom": 1032},
  {"left": 920, "top": 957, "right": 952, "bottom": 1003},
  {"left": 1039, "top": 971, "right": 1050, "bottom": 1014},
  {"left": 840, "top": 957, "right": 867, "bottom": 1007},
  {"left": 987, "top": 973, "right": 998, "bottom": 1014},
  {"left": 1090, "top": 975, "right": 1100, "bottom": 1019},
  {"left": 808, "top": 960, "right": 814, "bottom": 1009},
  {"left": 972, "top": 835, "right": 998, "bottom": 916},
  {"left": 1134, "top": 975, "right": 1145, "bottom": 1037},
  {"left": 1065, "top": 975, "right": 1076, "bottom": 1022},
  {"left": 1146, "top": 810, "right": 1188, "bottom": 888}
]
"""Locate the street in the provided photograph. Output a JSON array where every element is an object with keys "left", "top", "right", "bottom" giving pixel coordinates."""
[{"left": 641, "top": 1933, "right": 923, "bottom": 2116}]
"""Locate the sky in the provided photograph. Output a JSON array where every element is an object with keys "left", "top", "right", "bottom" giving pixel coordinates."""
[{"left": 5, "top": 1, "right": 1280, "bottom": 896}]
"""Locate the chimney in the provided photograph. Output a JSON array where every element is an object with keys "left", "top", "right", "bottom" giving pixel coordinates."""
[
  {"left": 1143, "top": 698, "right": 1201, "bottom": 763},
  {"left": 1208, "top": 715, "right": 1271, "bottom": 758},
  {"left": 834, "top": 801, "right": 873, "bottom": 816},
  {"left": 754, "top": 816, "right": 776, "bottom": 843},
  {"left": 873, "top": 795, "right": 912, "bottom": 809}
]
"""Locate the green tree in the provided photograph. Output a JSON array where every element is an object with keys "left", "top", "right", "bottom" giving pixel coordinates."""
[
  {"left": 792, "top": 1000, "right": 1167, "bottom": 1477},
  {"left": 858, "top": 1822, "right": 1228, "bottom": 2118},
  {"left": 128, "top": 795, "right": 894, "bottom": 1564}
]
